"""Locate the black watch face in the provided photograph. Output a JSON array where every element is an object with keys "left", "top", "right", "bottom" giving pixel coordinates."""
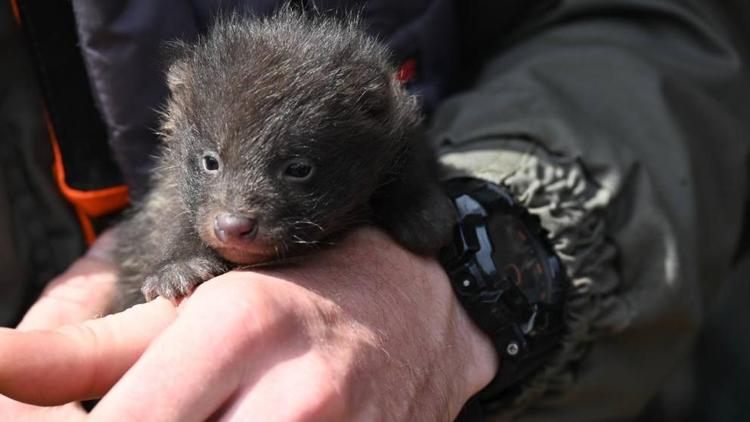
[
  {"left": 489, "top": 215, "right": 564, "bottom": 306},
  {"left": 442, "top": 182, "right": 570, "bottom": 403}
]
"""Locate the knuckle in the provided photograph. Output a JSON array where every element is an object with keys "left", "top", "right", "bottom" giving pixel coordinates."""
[
  {"left": 55, "top": 323, "right": 103, "bottom": 392},
  {"left": 187, "top": 274, "right": 299, "bottom": 347},
  {"left": 291, "top": 370, "right": 347, "bottom": 421},
  {"left": 291, "top": 351, "right": 366, "bottom": 420}
]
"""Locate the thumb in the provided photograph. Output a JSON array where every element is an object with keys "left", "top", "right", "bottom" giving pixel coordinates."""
[{"left": 0, "top": 298, "right": 177, "bottom": 405}]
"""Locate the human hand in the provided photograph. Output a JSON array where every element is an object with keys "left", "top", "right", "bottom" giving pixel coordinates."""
[
  {"left": 0, "top": 230, "right": 133, "bottom": 421},
  {"left": 0, "top": 228, "right": 497, "bottom": 421}
]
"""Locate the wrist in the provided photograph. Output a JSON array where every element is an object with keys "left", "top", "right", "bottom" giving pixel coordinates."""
[
  {"left": 450, "top": 286, "right": 499, "bottom": 402},
  {"left": 429, "top": 260, "right": 497, "bottom": 417}
]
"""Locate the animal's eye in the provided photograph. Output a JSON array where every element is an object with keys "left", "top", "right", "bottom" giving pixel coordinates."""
[
  {"left": 283, "top": 160, "right": 314, "bottom": 181},
  {"left": 202, "top": 152, "right": 221, "bottom": 173}
]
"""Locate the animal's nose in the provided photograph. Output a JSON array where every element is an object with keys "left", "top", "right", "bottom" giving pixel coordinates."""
[{"left": 214, "top": 213, "right": 257, "bottom": 243}]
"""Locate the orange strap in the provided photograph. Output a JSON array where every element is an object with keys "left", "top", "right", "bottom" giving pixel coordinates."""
[{"left": 44, "top": 112, "right": 129, "bottom": 245}]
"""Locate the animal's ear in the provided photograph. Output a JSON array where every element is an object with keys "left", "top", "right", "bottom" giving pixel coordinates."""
[{"left": 161, "top": 40, "right": 193, "bottom": 92}]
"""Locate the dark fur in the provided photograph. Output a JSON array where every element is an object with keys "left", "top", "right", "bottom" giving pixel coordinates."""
[{"left": 114, "top": 10, "right": 455, "bottom": 309}]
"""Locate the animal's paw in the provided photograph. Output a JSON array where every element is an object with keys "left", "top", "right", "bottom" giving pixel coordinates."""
[{"left": 142, "top": 258, "right": 226, "bottom": 301}]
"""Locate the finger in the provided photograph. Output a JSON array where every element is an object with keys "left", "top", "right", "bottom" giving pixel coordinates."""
[
  {"left": 0, "top": 394, "right": 87, "bottom": 422},
  {"left": 18, "top": 230, "right": 119, "bottom": 330},
  {"left": 17, "top": 256, "right": 117, "bottom": 330},
  {"left": 90, "top": 274, "right": 298, "bottom": 422},
  {"left": 0, "top": 298, "right": 176, "bottom": 405}
]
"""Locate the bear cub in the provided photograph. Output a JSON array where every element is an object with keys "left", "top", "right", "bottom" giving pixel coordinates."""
[{"left": 114, "top": 10, "right": 455, "bottom": 309}]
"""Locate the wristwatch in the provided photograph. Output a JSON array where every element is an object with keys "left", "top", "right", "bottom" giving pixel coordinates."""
[{"left": 439, "top": 177, "right": 568, "bottom": 418}]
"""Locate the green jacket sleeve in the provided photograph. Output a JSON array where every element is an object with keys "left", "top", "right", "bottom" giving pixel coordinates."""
[{"left": 428, "top": 1, "right": 750, "bottom": 420}]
